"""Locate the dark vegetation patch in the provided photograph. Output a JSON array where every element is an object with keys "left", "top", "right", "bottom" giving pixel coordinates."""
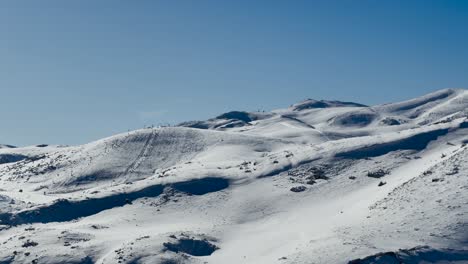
[{"left": 0, "top": 177, "right": 229, "bottom": 226}]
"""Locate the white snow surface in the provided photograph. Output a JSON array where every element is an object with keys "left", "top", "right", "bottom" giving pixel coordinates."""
[{"left": 0, "top": 88, "right": 467, "bottom": 264}]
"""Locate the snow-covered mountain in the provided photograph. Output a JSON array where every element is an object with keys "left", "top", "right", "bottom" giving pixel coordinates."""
[{"left": 0, "top": 88, "right": 467, "bottom": 264}]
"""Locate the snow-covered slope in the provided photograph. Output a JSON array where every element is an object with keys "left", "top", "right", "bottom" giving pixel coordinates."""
[
  {"left": 0, "top": 89, "right": 467, "bottom": 264},
  {"left": 181, "top": 88, "right": 468, "bottom": 142},
  {"left": 0, "top": 145, "right": 16, "bottom": 149}
]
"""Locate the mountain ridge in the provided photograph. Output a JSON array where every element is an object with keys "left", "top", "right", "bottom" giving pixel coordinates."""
[{"left": 0, "top": 88, "right": 466, "bottom": 264}]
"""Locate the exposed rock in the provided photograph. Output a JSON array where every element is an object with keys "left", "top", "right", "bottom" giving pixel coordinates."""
[
  {"left": 367, "top": 169, "right": 389, "bottom": 178},
  {"left": 290, "top": 186, "right": 307, "bottom": 192}
]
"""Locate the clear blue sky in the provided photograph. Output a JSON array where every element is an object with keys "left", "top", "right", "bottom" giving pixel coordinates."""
[{"left": 1, "top": 1, "right": 467, "bottom": 146}]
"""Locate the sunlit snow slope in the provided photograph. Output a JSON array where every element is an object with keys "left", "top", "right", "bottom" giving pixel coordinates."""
[{"left": 0, "top": 88, "right": 467, "bottom": 264}]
